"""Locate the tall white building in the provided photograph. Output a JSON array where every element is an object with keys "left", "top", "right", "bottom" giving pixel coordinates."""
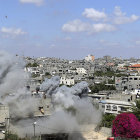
[{"left": 85, "top": 54, "right": 95, "bottom": 62}]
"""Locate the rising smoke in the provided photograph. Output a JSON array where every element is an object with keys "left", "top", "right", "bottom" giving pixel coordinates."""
[
  {"left": 0, "top": 51, "right": 39, "bottom": 118},
  {"left": 0, "top": 51, "right": 101, "bottom": 139}
]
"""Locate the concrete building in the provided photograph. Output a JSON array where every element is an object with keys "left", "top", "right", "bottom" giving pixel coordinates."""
[
  {"left": 128, "top": 75, "right": 140, "bottom": 90},
  {"left": 85, "top": 54, "right": 95, "bottom": 62},
  {"left": 60, "top": 76, "right": 75, "bottom": 86},
  {"left": 129, "top": 64, "right": 140, "bottom": 72},
  {"left": 115, "top": 75, "right": 140, "bottom": 91},
  {"left": 76, "top": 68, "right": 87, "bottom": 74},
  {"left": 0, "top": 104, "right": 9, "bottom": 139},
  {"left": 99, "top": 100, "right": 133, "bottom": 115}
]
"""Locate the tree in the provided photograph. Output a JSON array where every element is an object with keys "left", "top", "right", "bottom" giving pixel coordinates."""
[
  {"left": 112, "top": 113, "right": 140, "bottom": 138},
  {"left": 100, "top": 114, "right": 115, "bottom": 128},
  {"left": 108, "top": 79, "right": 115, "bottom": 84},
  {"left": 32, "top": 62, "right": 39, "bottom": 67},
  {"left": 132, "top": 99, "right": 140, "bottom": 121},
  {"left": 45, "top": 72, "right": 51, "bottom": 76},
  {"left": 31, "top": 73, "right": 39, "bottom": 78},
  {"left": 5, "top": 132, "right": 18, "bottom": 140},
  {"left": 26, "top": 62, "right": 39, "bottom": 67},
  {"left": 89, "top": 82, "right": 116, "bottom": 93}
]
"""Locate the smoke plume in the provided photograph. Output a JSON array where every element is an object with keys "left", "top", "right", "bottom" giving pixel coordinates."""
[
  {"left": 0, "top": 51, "right": 101, "bottom": 139},
  {"left": 0, "top": 51, "right": 39, "bottom": 118}
]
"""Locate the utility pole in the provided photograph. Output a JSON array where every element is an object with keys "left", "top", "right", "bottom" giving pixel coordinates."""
[
  {"left": 5, "top": 118, "right": 10, "bottom": 133},
  {"left": 5, "top": 117, "right": 10, "bottom": 139},
  {"left": 33, "top": 122, "right": 36, "bottom": 137}
]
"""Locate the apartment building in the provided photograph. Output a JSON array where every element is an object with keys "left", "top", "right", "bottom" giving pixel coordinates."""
[
  {"left": 115, "top": 75, "right": 140, "bottom": 91},
  {"left": 99, "top": 100, "right": 133, "bottom": 115},
  {"left": 60, "top": 76, "right": 75, "bottom": 86}
]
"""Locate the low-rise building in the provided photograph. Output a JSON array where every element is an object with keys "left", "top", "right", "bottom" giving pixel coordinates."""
[
  {"left": 115, "top": 75, "right": 140, "bottom": 91},
  {"left": 60, "top": 76, "right": 75, "bottom": 86},
  {"left": 76, "top": 68, "right": 87, "bottom": 74},
  {"left": 99, "top": 100, "right": 134, "bottom": 115},
  {"left": 0, "top": 104, "right": 9, "bottom": 139},
  {"left": 128, "top": 64, "right": 140, "bottom": 72}
]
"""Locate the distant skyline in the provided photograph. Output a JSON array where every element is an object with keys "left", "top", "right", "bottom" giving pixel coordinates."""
[{"left": 0, "top": 0, "right": 140, "bottom": 59}]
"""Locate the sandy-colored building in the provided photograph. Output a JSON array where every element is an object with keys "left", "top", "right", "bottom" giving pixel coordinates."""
[
  {"left": 129, "top": 64, "right": 140, "bottom": 72},
  {"left": 0, "top": 104, "right": 9, "bottom": 139}
]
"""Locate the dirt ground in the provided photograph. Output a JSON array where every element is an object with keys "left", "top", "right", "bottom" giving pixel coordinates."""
[{"left": 80, "top": 125, "right": 108, "bottom": 140}]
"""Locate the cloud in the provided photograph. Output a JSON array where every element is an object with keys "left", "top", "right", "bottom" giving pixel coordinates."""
[
  {"left": 62, "top": 6, "right": 139, "bottom": 35},
  {"left": 50, "top": 44, "right": 56, "bottom": 47},
  {"left": 62, "top": 20, "right": 116, "bottom": 33},
  {"left": 82, "top": 8, "right": 107, "bottom": 21},
  {"left": 64, "top": 37, "right": 72, "bottom": 40},
  {"left": 114, "top": 6, "right": 126, "bottom": 17},
  {"left": 135, "top": 40, "right": 140, "bottom": 45},
  {"left": 1, "top": 27, "right": 27, "bottom": 37},
  {"left": 19, "top": 0, "right": 44, "bottom": 6},
  {"left": 99, "top": 39, "right": 119, "bottom": 47},
  {"left": 62, "top": 20, "right": 91, "bottom": 33},
  {"left": 113, "top": 6, "right": 139, "bottom": 24},
  {"left": 92, "top": 23, "right": 116, "bottom": 33}
]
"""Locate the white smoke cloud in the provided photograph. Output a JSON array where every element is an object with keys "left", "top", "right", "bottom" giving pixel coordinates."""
[
  {"left": 0, "top": 51, "right": 101, "bottom": 138},
  {"left": 0, "top": 51, "right": 39, "bottom": 118},
  {"left": 40, "top": 77, "right": 101, "bottom": 128},
  {"left": 40, "top": 76, "right": 60, "bottom": 95}
]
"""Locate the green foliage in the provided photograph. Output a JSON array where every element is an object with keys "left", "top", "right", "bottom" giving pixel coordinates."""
[
  {"left": 132, "top": 99, "right": 140, "bottom": 121},
  {"left": 94, "top": 70, "right": 127, "bottom": 77},
  {"left": 94, "top": 70, "right": 115, "bottom": 77},
  {"left": 5, "top": 132, "right": 31, "bottom": 140},
  {"left": 31, "top": 73, "right": 40, "bottom": 78},
  {"left": 32, "top": 63, "right": 39, "bottom": 67},
  {"left": 26, "top": 63, "right": 32, "bottom": 67},
  {"left": 108, "top": 79, "right": 115, "bottom": 84},
  {"left": 89, "top": 82, "right": 116, "bottom": 93},
  {"left": 6, "top": 132, "right": 19, "bottom": 140},
  {"left": 88, "top": 76, "right": 94, "bottom": 80},
  {"left": 45, "top": 72, "right": 51, "bottom": 76},
  {"left": 59, "top": 84, "right": 64, "bottom": 87},
  {"left": 26, "top": 62, "right": 39, "bottom": 67},
  {"left": 115, "top": 73, "right": 127, "bottom": 77},
  {"left": 100, "top": 113, "right": 116, "bottom": 128}
]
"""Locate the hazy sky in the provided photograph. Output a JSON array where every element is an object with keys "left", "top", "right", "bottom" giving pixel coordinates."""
[{"left": 0, "top": 0, "right": 140, "bottom": 59}]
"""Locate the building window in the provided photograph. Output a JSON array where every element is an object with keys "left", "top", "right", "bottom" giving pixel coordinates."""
[
  {"left": 134, "top": 78, "right": 138, "bottom": 80},
  {"left": 112, "top": 105, "right": 117, "bottom": 111},
  {"left": 102, "top": 105, "right": 105, "bottom": 108},
  {"left": 120, "top": 107, "right": 127, "bottom": 111},
  {"left": 106, "top": 105, "right": 111, "bottom": 110}
]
